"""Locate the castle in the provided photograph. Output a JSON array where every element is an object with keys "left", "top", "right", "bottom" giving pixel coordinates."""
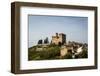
[
  {"left": 51, "top": 33, "right": 66, "bottom": 45},
  {"left": 36, "top": 33, "right": 86, "bottom": 58}
]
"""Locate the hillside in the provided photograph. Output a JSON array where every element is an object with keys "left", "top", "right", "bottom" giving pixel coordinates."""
[{"left": 28, "top": 43, "right": 87, "bottom": 60}]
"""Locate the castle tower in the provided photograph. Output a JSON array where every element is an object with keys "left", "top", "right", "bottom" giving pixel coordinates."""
[
  {"left": 52, "top": 33, "right": 59, "bottom": 45},
  {"left": 59, "top": 33, "right": 66, "bottom": 45},
  {"left": 51, "top": 33, "right": 66, "bottom": 45},
  {"left": 56, "top": 33, "right": 58, "bottom": 37}
]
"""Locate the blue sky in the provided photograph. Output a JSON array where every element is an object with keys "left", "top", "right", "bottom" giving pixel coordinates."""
[{"left": 28, "top": 15, "right": 88, "bottom": 48}]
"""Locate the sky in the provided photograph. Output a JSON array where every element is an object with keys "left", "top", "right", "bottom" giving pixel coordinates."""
[{"left": 28, "top": 15, "right": 88, "bottom": 48}]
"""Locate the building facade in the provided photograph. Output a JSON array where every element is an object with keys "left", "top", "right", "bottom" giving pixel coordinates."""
[{"left": 51, "top": 33, "right": 66, "bottom": 45}]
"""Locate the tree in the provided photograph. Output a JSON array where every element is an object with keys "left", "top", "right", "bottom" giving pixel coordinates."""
[
  {"left": 77, "top": 50, "right": 88, "bottom": 58},
  {"left": 38, "top": 39, "right": 43, "bottom": 44},
  {"left": 44, "top": 37, "right": 49, "bottom": 44}
]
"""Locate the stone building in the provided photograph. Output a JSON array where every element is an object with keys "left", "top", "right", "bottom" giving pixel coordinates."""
[
  {"left": 51, "top": 33, "right": 66, "bottom": 45},
  {"left": 60, "top": 45, "right": 73, "bottom": 57}
]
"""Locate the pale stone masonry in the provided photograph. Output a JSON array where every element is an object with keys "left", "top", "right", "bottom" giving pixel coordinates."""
[
  {"left": 60, "top": 45, "right": 73, "bottom": 57},
  {"left": 51, "top": 33, "right": 66, "bottom": 45}
]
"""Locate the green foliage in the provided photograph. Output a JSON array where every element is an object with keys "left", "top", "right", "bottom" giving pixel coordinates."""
[
  {"left": 44, "top": 37, "right": 49, "bottom": 44},
  {"left": 28, "top": 44, "right": 88, "bottom": 60},
  {"left": 28, "top": 44, "right": 60, "bottom": 60},
  {"left": 38, "top": 39, "right": 43, "bottom": 44},
  {"left": 75, "top": 48, "right": 88, "bottom": 58},
  {"left": 77, "top": 50, "right": 88, "bottom": 58}
]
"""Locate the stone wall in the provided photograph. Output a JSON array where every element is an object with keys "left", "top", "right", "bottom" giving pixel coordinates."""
[{"left": 51, "top": 33, "right": 66, "bottom": 45}]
